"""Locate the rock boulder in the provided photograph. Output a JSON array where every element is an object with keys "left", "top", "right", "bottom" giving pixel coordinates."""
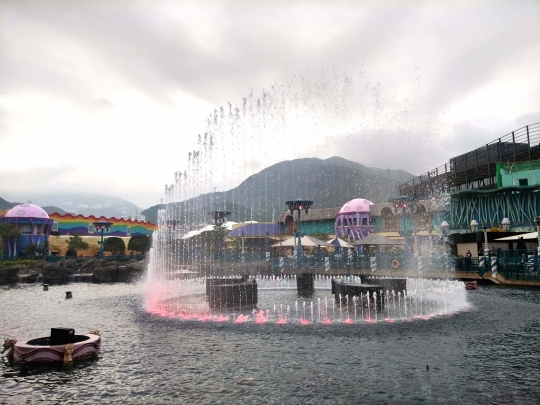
[
  {"left": 0, "top": 265, "right": 22, "bottom": 285},
  {"left": 43, "top": 262, "right": 76, "bottom": 284}
]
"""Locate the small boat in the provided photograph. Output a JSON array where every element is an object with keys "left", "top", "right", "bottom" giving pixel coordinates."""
[
  {"left": 9, "top": 329, "right": 100, "bottom": 364},
  {"left": 464, "top": 281, "right": 478, "bottom": 290}
]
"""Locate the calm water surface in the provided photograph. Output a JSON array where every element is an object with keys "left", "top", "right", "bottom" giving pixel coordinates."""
[{"left": 1, "top": 282, "right": 540, "bottom": 404}]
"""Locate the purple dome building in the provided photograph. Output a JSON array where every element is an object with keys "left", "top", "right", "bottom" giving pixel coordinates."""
[
  {"left": 334, "top": 198, "right": 376, "bottom": 242},
  {"left": 1, "top": 203, "right": 53, "bottom": 257}
]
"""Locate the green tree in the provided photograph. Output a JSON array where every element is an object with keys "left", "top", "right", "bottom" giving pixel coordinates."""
[
  {"left": 65, "top": 233, "right": 89, "bottom": 254},
  {"left": 0, "top": 223, "right": 21, "bottom": 257},
  {"left": 23, "top": 243, "right": 39, "bottom": 259},
  {"left": 127, "top": 235, "right": 151, "bottom": 253},
  {"left": 39, "top": 241, "right": 50, "bottom": 257},
  {"left": 104, "top": 237, "right": 126, "bottom": 255},
  {"left": 28, "top": 241, "right": 49, "bottom": 259}
]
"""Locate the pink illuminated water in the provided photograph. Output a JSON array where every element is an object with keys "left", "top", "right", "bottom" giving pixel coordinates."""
[{"left": 143, "top": 273, "right": 471, "bottom": 326}]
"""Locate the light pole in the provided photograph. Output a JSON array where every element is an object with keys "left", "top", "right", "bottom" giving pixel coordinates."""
[
  {"left": 211, "top": 210, "right": 231, "bottom": 226},
  {"left": 412, "top": 227, "right": 420, "bottom": 271},
  {"left": 166, "top": 219, "right": 179, "bottom": 257},
  {"left": 285, "top": 199, "right": 313, "bottom": 269},
  {"left": 391, "top": 196, "right": 417, "bottom": 268},
  {"left": 441, "top": 221, "right": 449, "bottom": 269},
  {"left": 413, "top": 228, "right": 418, "bottom": 256},
  {"left": 209, "top": 210, "right": 231, "bottom": 261},
  {"left": 535, "top": 216, "right": 540, "bottom": 258},
  {"left": 483, "top": 224, "right": 489, "bottom": 257},
  {"left": 428, "top": 225, "right": 433, "bottom": 266},
  {"left": 92, "top": 221, "right": 113, "bottom": 259}
]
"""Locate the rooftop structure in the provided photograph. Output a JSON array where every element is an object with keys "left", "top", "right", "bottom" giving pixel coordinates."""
[
  {"left": 400, "top": 122, "right": 540, "bottom": 198},
  {"left": 5, "top": 203, "right": 50, "bottom": 219}
]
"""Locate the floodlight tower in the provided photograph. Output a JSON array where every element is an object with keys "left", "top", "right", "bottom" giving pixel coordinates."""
[
  {"left": 92, "top": 221, "right": 113, "bottom": 259},
  {"left": 285, "top": 199, "right": 313, "bottom": 268}
]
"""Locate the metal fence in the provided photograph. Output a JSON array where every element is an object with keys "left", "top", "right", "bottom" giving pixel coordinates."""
[
  {"left": 0, "top": 254, "right": 146, "bottom": 263},
  {"left": 5, "top": 251, "right": 539, "bottom": 281},
  {"left": 181, "top": 250, "right": 540, "bottom": 281},
  {"left": 400, "top": 123, "right": 540, "bottom": 197}
]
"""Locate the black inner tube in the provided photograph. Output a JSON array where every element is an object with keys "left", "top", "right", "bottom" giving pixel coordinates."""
[{"left": 26, "top": 335, "right": 91, "bottom": 346}]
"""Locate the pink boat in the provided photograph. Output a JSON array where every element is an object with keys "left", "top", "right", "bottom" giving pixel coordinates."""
[{"left": 12, "top": 331, "right": 100, "bottom": 363}]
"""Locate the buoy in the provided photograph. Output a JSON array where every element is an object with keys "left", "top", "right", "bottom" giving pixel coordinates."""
[
  {"left": 43, "top": 284, "right": 49, "bottom": 291},
  {"left": 65, "top": 291, "right": 72, "bottom": 299}
]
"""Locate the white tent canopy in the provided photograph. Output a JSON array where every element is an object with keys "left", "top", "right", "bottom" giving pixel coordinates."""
[
  {"left": 181, "top": 221, "right": 238, "bottom": 239},
  {"left": 271, "top": 235, "right": 332, "bottom": 247},
  {"left": 351, "top": 233, "right": 403, "bottom": 246},
  {"left": 495, "top": 232, "right": 538, "bottom": 241},
  {"left": 327, "top": 237, "right": 350, "bottom": 247}
]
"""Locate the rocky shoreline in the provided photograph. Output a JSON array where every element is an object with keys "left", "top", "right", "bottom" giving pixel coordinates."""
[{"left": 0, "top": 258, "right": 148, "bottom": 285}]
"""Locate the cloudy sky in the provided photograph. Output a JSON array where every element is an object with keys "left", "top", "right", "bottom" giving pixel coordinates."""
[{"left": 1, "top": 0, "right": 539, "bottom": 209}]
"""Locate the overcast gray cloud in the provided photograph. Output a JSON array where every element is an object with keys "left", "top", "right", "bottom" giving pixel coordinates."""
[{"left": 1, "top": 0, "right": 539, "bottom": 208}]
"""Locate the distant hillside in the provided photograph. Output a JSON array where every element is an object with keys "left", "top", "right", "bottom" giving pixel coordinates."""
[
  {"left": 0, "top": 197, "right": 65, "bottom": 215},
  {"left": 142, "top": 156, "right": 414, "bottom": 224},
  {"left": 142, "top": 200, "right": 253, "bottom": 228},
  {"left": 0, "top": 197, "right": 20, "bottom": 210},
  {"left": 42, "top": 206, "right": 67, "bottom": 215},
  {"left": 1, "top": 192, "right": 139, "bottom": 218}
]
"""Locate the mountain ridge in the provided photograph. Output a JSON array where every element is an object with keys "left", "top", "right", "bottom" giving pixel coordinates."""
[
  {"left": 0, "top": 192, "right": 138, "bottom": 218},
  {"left": 141, "top": 156, "right": 414, "bottom": 224}
]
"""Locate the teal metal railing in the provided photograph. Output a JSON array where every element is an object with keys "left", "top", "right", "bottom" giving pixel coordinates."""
[{"left": 456, "top": 252, "right": 540, "bottom": 281}]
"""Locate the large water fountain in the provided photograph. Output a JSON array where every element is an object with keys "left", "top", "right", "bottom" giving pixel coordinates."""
[{"left": 143, "top": 69, "right": 471, "bottom": 325}]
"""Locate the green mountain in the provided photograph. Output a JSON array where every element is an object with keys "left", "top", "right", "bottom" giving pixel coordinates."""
[{"left": 142, "top": 157, "right": 413, "bottom": 224}]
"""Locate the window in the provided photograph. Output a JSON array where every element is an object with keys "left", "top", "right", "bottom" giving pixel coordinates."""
[
  {"left": 127, "top": 226, "right": 131, "bottom": 236},
  {"left": 519, "top": 178, "right": 529, "bottom": 186},
  {"left": 88, "top": 223, "right": 95, "bottom": 233},
  {"left": 21, "top": 224, "right": 32, "bottom": 234},
  {"left": 52, "top": 221, "right": 59, "bottom": 232}
]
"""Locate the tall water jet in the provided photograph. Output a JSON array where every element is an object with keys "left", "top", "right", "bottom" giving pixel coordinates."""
[{"left": 143, "top": 68, "right": 468, "bottom": 324}]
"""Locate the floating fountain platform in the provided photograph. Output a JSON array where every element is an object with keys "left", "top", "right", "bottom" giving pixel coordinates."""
[
  {"left": 296, "top": 273, "right": 315, "bottom": 296},
  {"left": 363, "top": 277, "right": 407, "bottom": 294},
  {"left": 6, "top": 328, "right": 101, "bottom": 364},
  {"left": 206, "top": 276, "right": 258, "bottom": 309},
  {"left": 332, "top": 278, "right": 385, "bottom": 310}
]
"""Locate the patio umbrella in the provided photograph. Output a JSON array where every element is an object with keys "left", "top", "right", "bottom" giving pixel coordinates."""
[
  {"left": 327, "top": 237, "right": 350, "bottom": 248},
  {"left": 351, "top": 233, "right": 403, "bottom": 246},
  {"left": 271, "top": 235, "right": 332, "bottom": 247}
]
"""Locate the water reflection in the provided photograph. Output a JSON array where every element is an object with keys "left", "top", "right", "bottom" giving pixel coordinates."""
[{"left": 2, "top": 283, "right": 540, "bottom": 404}]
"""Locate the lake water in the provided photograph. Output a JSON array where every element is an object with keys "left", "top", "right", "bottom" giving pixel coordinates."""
[{"left": 2, "top": 281, "right": 540, "bottom": 404}]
